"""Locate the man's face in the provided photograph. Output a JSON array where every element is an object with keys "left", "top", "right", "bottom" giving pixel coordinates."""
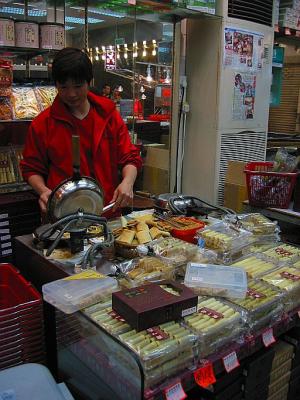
[
  {"left": 103, "top": 85, "right": 111, "bottom": 95},
  {"left": 56, "top": 79, "right": 89, "bottom": 109}
]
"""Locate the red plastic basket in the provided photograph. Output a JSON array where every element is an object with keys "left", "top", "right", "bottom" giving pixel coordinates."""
[{"left": 244, "top": 162, "right": 298, "bottom": 209}]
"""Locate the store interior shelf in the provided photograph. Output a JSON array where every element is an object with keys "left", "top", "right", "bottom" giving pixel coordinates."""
[
  {"left": 274, "top": 26, "right": 300, "bottom": 44},
  {"left": 0, "top": 46, "right": 58, "bottom": 59}
]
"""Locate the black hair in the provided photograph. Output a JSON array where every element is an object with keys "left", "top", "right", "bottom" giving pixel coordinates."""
[
  {"left": 102, "top": 83, "right": 111, "bottom": 89},
  {"left": 52, "top": 47, "right": 93, "bottom": 85}
]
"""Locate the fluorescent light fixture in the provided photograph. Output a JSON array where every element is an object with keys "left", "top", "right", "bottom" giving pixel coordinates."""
[
  {"left": 65, "top": 25, "right": 75, "bottom": 30},
  {"left": 65, "top": 16, "right": 104, "bottom": 24},
  {"left": 69, "top": 6, "right": 125, "bottom": 19},
  {"left": 0, "top": 6, "right": 47, "bottom": 16}
]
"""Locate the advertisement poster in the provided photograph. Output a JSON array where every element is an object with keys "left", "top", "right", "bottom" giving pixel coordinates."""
[
  {"left": 105, "top": 48, "right": 116, "bottom": 71},
  {"left": 232, "top": 72, "right": 256, "bottom": 120},
  {"left": 224, "top": 27, "right": 264, "bottom": 71}
]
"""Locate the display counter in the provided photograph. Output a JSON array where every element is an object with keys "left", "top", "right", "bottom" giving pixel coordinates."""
[{"left": 13, "top": 234, "right": 300, "bottom": 400}]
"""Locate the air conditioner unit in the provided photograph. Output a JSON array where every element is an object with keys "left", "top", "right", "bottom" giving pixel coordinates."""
[{"left": 180, "top": 0, "right": 274, "bottom": 205}]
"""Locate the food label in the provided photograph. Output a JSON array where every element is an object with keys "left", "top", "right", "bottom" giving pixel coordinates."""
[
  {"left": 275, "top": 247, "right": 293, "bottom": 257},
  {"left": 182, "top": 306, "right": 197, "bottom": 317},
  {"left": 194, "top": 361, "right": 216, "bottom": 388},
  {"left": 198, "top": 307, "right": 224, "bottom": 320},
  {"left": 247, "top": 288, "right": 266, "bottom": 299},
  {"left": 222, "top": 351, "right": 240, "bottom": 373},
  {"left": 280, "top": 271, "right": 300, "bottom": 281},
  {"left": 108, "top": 310, "right": 126, "bottom": 323},
  {"left": 147, "top": 327, "right": 169, "bottom": 341},
  {"left": 262, "top": 328, "right": 276, "bottom": 348},
  {"left": 64, "top": 271, "right": 107, "bottom": 280},
  {"left": 164, "top": 381, "right": 187, "bottom": 400}
]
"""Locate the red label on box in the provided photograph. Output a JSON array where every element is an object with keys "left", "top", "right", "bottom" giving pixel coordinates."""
[
  {"left": 280, "top": 271, "right": 300, "bottom": 281},
  {"left": 108, "top": 310, "right": 126, "bottom": 322},
  {"left": 147, "top": 327, "right": 169, "bottom": 341},
  {"left": 222, "top": 351, "right": 239, "bottom": 373},
  {"left": 247, "top": 288, "right": 266, "bottom": 299},
  {"left": 262, "top": 328, "right": 276, "bottom": 348},
  {"left": 275, "top": 247, "right": 293, "bottom": 257},
  {"left": 198, "top": 307, "right": 224, "bottom": 320},
  {"left": 194, "top": 361, "right": 216, "bottom": 388},
  {"left": 164, "top": 381, "right": 187, "bottom": 400}
]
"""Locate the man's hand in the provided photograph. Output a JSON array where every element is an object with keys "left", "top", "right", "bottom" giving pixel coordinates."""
[
  {"left": 111, "top": 179, "right": 133, "bottom": 211},
  {"left": 39, "top": 188, "right": 52, "bottom": 213}
]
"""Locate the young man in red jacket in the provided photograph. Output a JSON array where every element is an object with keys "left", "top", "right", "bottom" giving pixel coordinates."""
[{"left": 21, "top": 47, "right": 142, "bottom": 215}]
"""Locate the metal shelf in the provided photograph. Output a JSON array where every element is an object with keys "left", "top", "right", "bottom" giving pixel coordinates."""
[{"left": 0, "top": 46, "right": 58, "bottom": 59}]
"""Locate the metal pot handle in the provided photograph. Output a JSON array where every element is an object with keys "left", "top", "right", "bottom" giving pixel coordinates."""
[{"left": 72, "top": 135, "right": 81, "bottom": 180}]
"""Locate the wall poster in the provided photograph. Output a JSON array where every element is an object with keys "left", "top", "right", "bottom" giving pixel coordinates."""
[
  {"left": 232, "top": 72, "right": 256, "bottom": 120},
  {"left": 224, "top": 27, "right": 264, "bottom": 72}
]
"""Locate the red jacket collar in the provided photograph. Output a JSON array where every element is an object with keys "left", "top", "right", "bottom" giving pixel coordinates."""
[{"left": 50, "top": 91, "right": 116, "bottom": 122}]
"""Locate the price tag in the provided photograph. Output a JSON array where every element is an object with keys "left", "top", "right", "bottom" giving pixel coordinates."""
[
  {"left": 262, "top": 328, "right": 276, "bottom": 348},
  {"left": 194, "top": 361, "right": 216, "bottom": 388},
  {"left": 164, "top": 381, "right": 187, "bottom": 400},
  {"left": 222, "top": 351, "right": 239, "bottom": 373}
]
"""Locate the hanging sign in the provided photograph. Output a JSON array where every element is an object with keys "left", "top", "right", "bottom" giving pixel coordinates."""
[
  {"left": 164, "top": 381, "right": 187, "bottom": 400},
  {"left": 262, "top": 328, "right": 276, "bottom": 348},
  {"left": 105, "top": 48, "right": 116, "bottom": 71},
  {"left": 222, "top": 351, "right": 240, "bottom": 373},
  {"left": 194, "top": 361, "right": 216, "bottom": 388}
]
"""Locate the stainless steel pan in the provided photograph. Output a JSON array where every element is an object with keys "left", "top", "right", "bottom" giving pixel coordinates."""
[{"left": 47, "top": 135, "right": 114, "bottom": 222}]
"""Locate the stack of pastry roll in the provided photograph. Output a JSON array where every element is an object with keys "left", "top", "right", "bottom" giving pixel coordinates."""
[
  {"left": 184, "top": 297, "right": 243, "bottom": 357},
  {"left": 260, "top": 266, "right": 300, "bottom": 310},
  {"left": 238, "top": 213, "right": 279, "bottom": 236},
  {"left": 114, "top": 218, "right": 171, "bottom": 246},
  {"left": 118, "top": 321, "right": 196, "bottom": 386},
  {"left": 151, "top": 237, "right": 199, "bottom": 267},
  {"left": 227, "top": 280, "right": 283, "bottom": 331},
  {"left": 118, "top": 257, "right": 174, "bottom": 288},
  {"left": 260, "top": 244, "right": 300, "bottom": 266},
  {"left": 230, "top": 255, "right": 276, "bottom": 278},
  {"left": 0, "top": 150, "right": 17, "bottom": 184},
  {"left": 88, "top": 306, "right": 131, "bottom": 336}
]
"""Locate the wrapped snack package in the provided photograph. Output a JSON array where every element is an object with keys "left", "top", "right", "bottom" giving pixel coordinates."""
[
  {"left": 118, "top": 321, "right": 196, "bottom": 370},
  {"left": 260, "top": 244, "right": 300, "bottom": 266},
  {"left": 0, "top": 59, "right": 12, "bottom": 97},
  {"left": 118, "top": 257, "right": 175, "bottom": 288},
  {"left": 260, "top": 266, "right": 300, "bottom": 311},
  {"left": 227, "top": 280, "right": 283, "bottom": 331},
  {"left": 237, "top": 213, "right": 280, "bottom": 238},
  {"left": 0, "top": 96, "right": 13, "bottom": 120},
  {"left": 150, "top": 237, "right": 199, "bottom": 267},
  {"left": 12, "top": 87, "right": 40, "bottom": 119},
  {"left": 34, "top": 86, "right": 57, "bottom": 110},
  {"left": 184, "top": 297, "right": 244, "bottom": 357},
  {"left": 231, "top": 255, "right": 277, "bottom": 278},
  {"left": 88, "top": 306, "right": 132, "bottom": 335},
  {"left": 0, "top": 148, "right": 17, "bottom": 185}
]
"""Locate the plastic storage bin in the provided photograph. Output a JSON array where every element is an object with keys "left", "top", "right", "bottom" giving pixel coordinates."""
[
  {"left": 244, "top": 161, "right": 298, "bottom": 208},
  {"left": 42, "top": 270, "right": 118, "bottom": 314},
  {"left": 0, "top": 363, "right": 74, "bottom": 399},
  {"left": 0, "top": 263, "right": 45, "bottom": 369},
  {"left": 184, "top": 263, "right": 247, "bottom": 299}
]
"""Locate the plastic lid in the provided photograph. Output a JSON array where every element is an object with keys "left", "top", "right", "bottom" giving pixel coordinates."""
[{"left": 42, "top": 270, "right": 118, "bottom": 314}]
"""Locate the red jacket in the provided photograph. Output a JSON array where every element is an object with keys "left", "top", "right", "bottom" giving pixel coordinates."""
[{"left": 21, "top": 92, "right": 142, "bottom": 208}]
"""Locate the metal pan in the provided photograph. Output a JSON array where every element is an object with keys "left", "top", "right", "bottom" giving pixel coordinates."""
[{"left": 47, "top": 135, "right": 113, "bottom": 222}]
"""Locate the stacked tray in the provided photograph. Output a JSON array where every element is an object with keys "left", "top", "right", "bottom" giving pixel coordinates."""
[{"left": 0, "top": 263, "right": 45, "bottom": 370}]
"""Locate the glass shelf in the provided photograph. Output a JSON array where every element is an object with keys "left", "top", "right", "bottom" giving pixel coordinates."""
[{"left": 0, "top": 46, "right": 58, "bottom": 59}]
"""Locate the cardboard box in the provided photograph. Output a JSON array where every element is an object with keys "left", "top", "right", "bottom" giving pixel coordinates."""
[
  {"left": 224, "top": 161, "right": 248, "bottom": 213},
  {"left": 112, "top": 281, "right": 198, "bottom": 331},
  {"left": 142, "top": 147, "right": 169, "bottom": 195}
]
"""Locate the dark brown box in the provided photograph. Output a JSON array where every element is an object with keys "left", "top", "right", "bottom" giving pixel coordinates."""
[{"left": 112, "top": 280, "right": 198, "bottom": 331}]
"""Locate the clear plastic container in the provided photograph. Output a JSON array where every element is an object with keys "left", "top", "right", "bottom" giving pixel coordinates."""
[
  {"left": 117, "top": 257, "right": 175, "bottom": 288},
  {"left": 226, "top": 279, "right": 283, "bottom": 331},
  {"left": 260, "top": 243, "right": 300, "bottom": 266},
  {"left": 230, "top": 254, "right": 277, "bottom": 278},
  {"left": 236, "top": 213, "right": 280, "bottom": 236},
  {"left": 42, "top": 270, "right": 118, "bottom": 314},
  {"left": 118, "top": 321, "right": 197, "bottom": 371},
  {"left": 259, "top": 266, "right": 300, "bottom": 311},
  {"left": 183, "top": 297, "right": 244, "bottom": 357},
  {"left": 196, "top": 222, "right": 254, "bottom": 252},
  {"left": 184, "top": 263, "right": 247, "bottom": 299}
]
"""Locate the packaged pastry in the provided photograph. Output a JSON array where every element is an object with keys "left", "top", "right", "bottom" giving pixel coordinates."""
[
  {"left": 231, "top": 255, "right": 276, "bottom": 278},
  {"left": 89, "top": 307, "right": 131, "bottom": 335},
  {"left": 184, "top": 297, "right": 243, "bottom": 357},
  {"left": 150, "top": 237, "right": 199, "bottom": 267},
  {"left": 227, "top": 280, "right": 283, "bottom": 331},
  {"left": 118, "top": 257, "right": 175, "bottom": 288},
  {"left": 237, "top": 213, "right": 279, "bottom": 236},
  {"left": 260, "top": 244, "right": 300, "bottom": 266},
  {"left": 34, "top": 86, "right": 57, "bottom": 110},
  {"left": 0, "top": 96, "right": 12, "bottom": 120},
  {"left": 11, "top": 87, "right": 40, "bottom": 119},
  {"left": 0, "top": 148, "right": 17, "bottom": 184},
  {"left": 0, "top": 59, "right": 12, "bottom": 97}
]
